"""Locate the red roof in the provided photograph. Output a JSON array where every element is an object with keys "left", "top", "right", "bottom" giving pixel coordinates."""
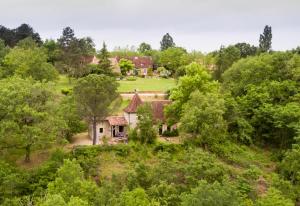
[
  {"left": 150, "top": 100, "right": 171, "bottom": 122},
  {"left": 124, "top": 93, "right": 143, "bottom": 113},
  {"left": 117, "top": 56, "right": 153, "bottom": 69},
  {"left": 124, "top": 93, "right": 171, "bottom": 122},
  {"left": 106, "top": 116, "right": 128, "bottom": 126}
]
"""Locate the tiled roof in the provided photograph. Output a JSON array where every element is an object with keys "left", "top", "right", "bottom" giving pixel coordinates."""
[
  {"left": 150, "top": 100, "right": 171, "bottom": 122},
  {"left": 124, "top": 93, "right": 143, "bottom": 113},
  {"left": 106, "top": 116, "right": 128, "bottom": 126},
  {"left": 116, "top": 56, "right": 153, "bottom": 69}
]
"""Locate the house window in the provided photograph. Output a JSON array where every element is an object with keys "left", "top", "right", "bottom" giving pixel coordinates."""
[
  {"left": 99, "top": 128, "right": 103, "bottom": 133},
  {"left": 119, "top": 126, "right": 124, "bottom": 133}
]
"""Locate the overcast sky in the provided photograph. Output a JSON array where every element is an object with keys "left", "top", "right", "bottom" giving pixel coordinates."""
[{"left": 0, "top": 0, "right": 299, "bottom": 52}]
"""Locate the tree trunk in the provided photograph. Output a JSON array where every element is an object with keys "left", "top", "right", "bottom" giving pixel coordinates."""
[
  {"left": 92, "top": 117, "right": 97, "bottom": 145},
  {"left": 25, "top": 145, "right": 31, "bottom": 163}
]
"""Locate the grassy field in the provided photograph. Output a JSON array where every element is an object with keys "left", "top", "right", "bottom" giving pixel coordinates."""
[
  {"left": 117, "top": 77, "right": 176, "bottom": 92},
  {"left": 54, "top": 75, "right": 176, "bottom": 94}
]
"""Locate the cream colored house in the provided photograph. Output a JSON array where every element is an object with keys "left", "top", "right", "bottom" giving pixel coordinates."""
[{"left": 89, "top": 93, "right": 176, "bottom": 143}]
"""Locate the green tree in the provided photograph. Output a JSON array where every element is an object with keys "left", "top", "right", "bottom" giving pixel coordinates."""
[
  {"left": 280, "top": 137, "right": 300, "bottom": 184},
  {"left": 138, "top": 42, "right": 152, "bottom": 54},
  {"left": 1, "top": 38, "right": 58, "bottom": 81},
  {"left": 166, "top": 62, "right": 218, "bottom": 124},
  {"left": 180, "top": 180, "right": 242, "bottom": 206},
  {"left": 180, "top": 90, "right": 227, "bottom": 149},
  {"left": 117, "top": 188, "right": 157, "bottom": 206},
  {"left": 46, "top": 159, "right": 102, "bottom": 204},
  {"left": 135, "top": 103, "right": 157, "bottom": 144},
  {"left": 259, "top": 25, "right": 272, "bottom": 53},
  {"left": 0, "top": 77, "right": 58, "bottom": 162},
  {"left": 73, "top": 74, "right": 119, "bottom": 145},
  {"left": 214, "top": 45, "right": 241, "bottom": 80},
  {"left": 256, "top": 188, "right": 294, "bottom": 206},
  {"left": 119, "top": 58, "right": 135, "bottom": 75},
  {"left": 0, "top": 24, "right": 42, "bottom": 47},
  {"left": 160, "top": 33, "right": 175, "bottom": 51},
  {"left": 160, "top": 47, "right": 188, "bottom": 74},
  {"left": 93, "top": 42, "right": 113, "bottom": 76},
  {"left": 234, "top": 42, "right": 257, "bottom": 58},
  {"left": 57, "top": 27, "right": 95, "bottom": 78},
  {"left": 0, "top": 39, "right": 9, "bottom": 63}
]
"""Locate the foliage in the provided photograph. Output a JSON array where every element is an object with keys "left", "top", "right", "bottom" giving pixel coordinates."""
[
  {"left": 57, "top": 27, "right": 95, "bottom": 78},
  {"left": 0, "top": 77, "right": 60, "bottom": 162},
  {"left": 0, "top": 24, "right": 42, "bottom": 47},
  {"left": 234, "top": 42, "right": 257, "bottom": 58},
  {"left": 256, "top": 188, "right": 294, "bottom": 206},
  {"left": 259, "top": 25, "right": 272, "bottom": 53},
  {"left": 73, "top": 74, "right": 119, "bottom": 144},
  {"left": 160, "top": 47, "right": 188, "bottom": 74},
  {"left": 180, "top": 90, "right": 227, "bottom": 150},
  {"left": 92, "top": 42, "right": 113, "bottom": 76},
  {"left": 214, "top": 45, "right": 241, "bottom": 80},
  {"left": 166, "top": 62, "right": 218, "bottom": 123},
  {"left": 138, "top": 42, "right": 152, "bottom": 54},
  {"left": 160, "top": 33, "right": 175, "bottom": 51},
  {"left": 119, "top": 58, "right": 135, "bottom": 75},
  {"left": 180, "top": 180, "right": 242, "bottom": 206},
  {"left": 1, "top": 38, "right": 58, "bottom": 81},
  {"left": 280, "top": 138, "right": 300, "bottom": 185},
  {"left": 135, "top": 103, "right": 157, "bottom": 144},
  {"left": 222, "top": 52, "right": 300, "bottom": 147}
]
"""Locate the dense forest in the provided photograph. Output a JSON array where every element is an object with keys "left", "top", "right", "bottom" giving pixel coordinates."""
[{"left": 0, "top": 23, "right": 300, "bottom": 206}]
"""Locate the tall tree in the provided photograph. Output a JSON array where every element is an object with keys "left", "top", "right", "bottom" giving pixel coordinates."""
[
  {"left": 160, "top": 33, "right": 175, "bottom": 51},
  {"left": 73, "top": 74, "right": 119, "bottom": 145},
  {"left": 138, "top": 42, "right": 152, "bottom": 54},
  {"left": 0, "top": 24, "right": 42, "bottom": 47},
  {"left": 92, "top": 42, "right": 113, "bottom": 76},
  {"left": 166, "top": 62, "right": 218, "bottom": 124},
  {"left": 57, "top": 27, "right": 95, "bottom": 78},
  {"left": 0, "top": 77, "right": 59, "bottom": 162},
  {"left": 214, "top": 45, "right": 241, "bottom": 80},
  {"left": 259, "top": 25, "right": 272, "bottom": 53}
]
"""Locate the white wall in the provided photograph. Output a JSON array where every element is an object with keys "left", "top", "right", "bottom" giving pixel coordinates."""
[{"left": 124, "top": 112, "right": 138, "bottom": 129}]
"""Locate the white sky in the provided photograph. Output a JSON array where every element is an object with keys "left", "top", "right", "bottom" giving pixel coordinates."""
[{"left": 0, "top": 0, "right": 299, "bottom": 52}]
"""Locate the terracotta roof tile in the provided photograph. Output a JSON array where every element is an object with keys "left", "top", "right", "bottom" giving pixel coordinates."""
[
  {"left": 150, "top": 100, "right": 171, "bottom": 122},
  {"left": 106, "top": 116, "right": 128, "bottom": 126},
  {"left": 124, "top": 93, "right": 143, "bottom": 113}
]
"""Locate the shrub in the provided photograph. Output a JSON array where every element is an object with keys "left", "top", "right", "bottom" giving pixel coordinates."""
[
  {"left": 147, "top": 68, "right": 153, "bottom": 76},
  {"left": 61, "top": 88, "right": 72, "bottom": 95},
  {"left": 162, "top": 129, "right": 179, "bottom": 137},
  {"left": 126, "top": 76, "right": 137, "bottom": 81}
]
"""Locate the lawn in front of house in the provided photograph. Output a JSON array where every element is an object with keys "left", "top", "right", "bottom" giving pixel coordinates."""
[
  {"left": 117, "top": 77, "right": 176, "bottom": 92},
  {"left": 54, "top": 75, "right": 176, "bottom": 95}
]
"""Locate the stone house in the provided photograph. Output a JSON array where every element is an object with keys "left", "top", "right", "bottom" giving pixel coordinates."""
[{"left": 89, "top": 93, "right": 176, "bottom": 143}]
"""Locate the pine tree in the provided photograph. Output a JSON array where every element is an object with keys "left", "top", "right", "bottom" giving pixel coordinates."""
[
  {"left": 94, "top": 42, "right": 113, "bottom": 76},
  {"left": 160, "top": 33, "right": 175, "bottom": 51},
  {"left": 259, "top": 25, "right": 272, "bottom": 52}
]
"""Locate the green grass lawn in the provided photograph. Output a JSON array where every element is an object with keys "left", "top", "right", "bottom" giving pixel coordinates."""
[
  {"left": 55, "top": 75, "right": 176, "bottom": 94},
  {"left": 117, "top": 77, "right": 176, "bottom": 92}
]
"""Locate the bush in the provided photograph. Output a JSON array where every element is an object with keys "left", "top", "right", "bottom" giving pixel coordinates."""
[
  {"left": 147, "top": 68, "right": 153, "bottom": 76},
  {"left": 162, "top": 129, "right": 179, "bottom": 137},
  {"left": 153, "top": 142, "right": 182, "bottom": 154},
  {"left": 61, "top": 88, "right": 72, "bottom": 95},
  {"left": 126, "top": 76, "right": 137, "bottom": 81}
]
